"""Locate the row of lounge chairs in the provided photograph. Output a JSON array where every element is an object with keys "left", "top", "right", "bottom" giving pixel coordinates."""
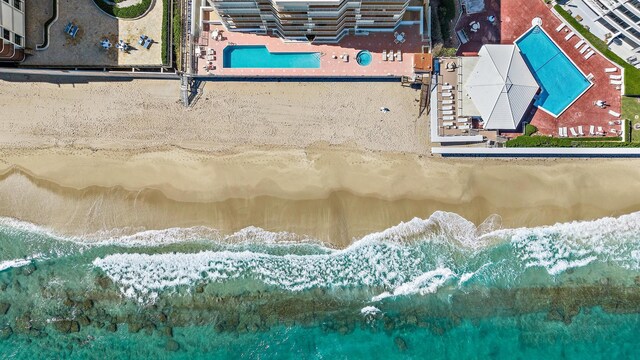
[
  {"left": 382, "top": 50, "right": 402, "bottom": 62},
  {"left": 558, "top": 23, "right": 595, "bottom": 60},
  {"left": 558, "top": 123, "right": 622, "bottom": 138}
]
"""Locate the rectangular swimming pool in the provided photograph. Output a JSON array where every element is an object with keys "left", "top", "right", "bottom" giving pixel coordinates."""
[
  {"left": 223, "top": 45, "right": 321, "bottom": 69},
  {"left": 515, "top": 26, "right": 591, "bottom": 117}
]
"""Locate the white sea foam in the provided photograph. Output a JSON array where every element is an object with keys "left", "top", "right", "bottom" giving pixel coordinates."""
[
  {"left": 371, "top": 268, "right": 454, "bottom": 302},
  {"left": 0, "top": 254, "right": 42, "bottom": 272},
  {"left": 360, "top": 306, "right": 381, "bottom": 316},
  {"left": 5, "top": 209, "right": 640, "bottom": 303}
]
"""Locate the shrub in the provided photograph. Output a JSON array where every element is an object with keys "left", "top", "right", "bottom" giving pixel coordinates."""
[
  {"left": 172, "top": 6, "right": 182, "bottom": 70},
  {"left": 94, "top": 0, "right": 152, "bottom": 19},
  {"left": 524, "top": 124, "right": 538, "bottom": 136},
  {"left": 161, "top": 0, "right": 168, "bottom": 64},
  {"left": 505, "top": 135, "right": 634, "bottom": 148}
]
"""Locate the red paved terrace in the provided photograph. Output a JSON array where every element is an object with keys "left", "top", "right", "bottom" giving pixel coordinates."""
[
  {"left": 501, "top": 0, "right": 622, "bottom": 137},
  {"left": 196, "top": 24, "right": 426, "bottom": 77}
]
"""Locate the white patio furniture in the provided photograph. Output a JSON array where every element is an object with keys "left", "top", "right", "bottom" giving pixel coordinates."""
[
  {"left": 388, "top": 50, "right": 394, "bottom": 61},
  {"left": 589, "top": 125, "right": 595, "bottom": 135},
  {"left": 609, "top": 110, "right": 621, "bottom": 117},
  {"left": 565, "top": 32, "right": 574, "bottom": 40},
  {"left": 584, "top": 50, "right": 595, "bottom": 59},
  {"left": 610, "top": 80, "right": 623, "bottom": 85},
  {"left": 442, "top": 116, "right": 455, "bottom": 121},
  {"left": 605, "top": 67, "right": 618, "bottom": 73},
  {"left": 579, "top": 45, "right": 589, "bottom": 54},
  {"left": 395, "top": 50, "right": 402, "bottom": 61},
  {"left": 556, "top": 23, "right": 566, "bottom": 32},
  {"left": 442, "top": 110, "right": 454, "bottom": 115},
  {"left": 574, "top": 39, "right": 585, "bottom": 49},
  {"left": 382, "top": 50, "right": 387, "bottom": 61},
  {"left": 609, "top": 74, "right": 622, "bottom": 80},
  {"left": 578, "top": 125, "right": 584, "bottom": 136},
  {"left": 443, "top": 121, "right": 455, "bottom": 127},
  {"left": 442, "top": 100, "right": 454, "bottom": 105}
]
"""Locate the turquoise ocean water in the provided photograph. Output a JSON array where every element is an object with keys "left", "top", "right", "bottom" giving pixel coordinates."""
[{"left": 1, "top": 211, "right": 640, "bottom": 359}]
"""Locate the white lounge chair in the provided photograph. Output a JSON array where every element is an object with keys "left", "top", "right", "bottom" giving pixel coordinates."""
[
  {"left": 442, "top": 92, "right": 453, "bottom": 97},
  {"left": 457, "top": 118, "right": 469, "bottom": 123},
  {"left": 441, "top": 85, "right": 453, "bottom": 90},
  {"left": 382, "top": 50, "right": 387, "bottom": 61},
  {"left": 562, "top": 127, "right": 568, "bottom": 137},
  {"left": 388, "top": 51, "right": 394, "bottom": 61},
  {"left": 609, "top": 74, "right": 622, "bottom": 80},
  {"left": 579, "top": 45, "right": 589, "bottom": 54},
  {"left": 609, "top": 110, "right": 621, "bottom": 117},
  {"left": 610, "top": 129, "right": 619, "bottom": 134},
  {"left": 574, "top": 39, "right": 585, "bottom": 49},
  {"left": 443, "top": 121, "right": 455, "bottom": 127},
  {"left": 395, "top": 50, "right": 402, "bottom": 62},
  {"left": 598, "top": 126, "right": 604, "bottom": 135},
  {"left": 442, "top": 100, "right": 454, "bottom": 105},
  {"left": 585, "top": 50, "right": 595, "bottom": 59},
  {"left": 589, "top": 125, "right": 595, "bottom": 135},
  {"left": 570, "top": 127, "right": 578, "bottom": 137},
  {"left": 605, "top": 67, "right": 618, "bottom": 73},
  {"left": 458, "top": 124, "right": 470, "bottom": 130},
  {"left": 442, "top": 110, "right": 454, "bottom": 115},
  {"left": 443, "top": 116, "right": 455, "bottom": 121},
  {"left": 565, "top": 32, "right": 575, "bottom": 41},
  {"left": 556, "top": 23, "right": 566, "bottom": 32},
  {"left": 610, "top": 79, "right": 623, "bottom": 85},
  {"left": 442, "top": 105, "right": 453, "bottom": 111},
  {"left": 578, "top": 125, "right": 584, "bottom": 136},
  {"left": 558, "top": 128, "right": 563, "bottom": 137}
]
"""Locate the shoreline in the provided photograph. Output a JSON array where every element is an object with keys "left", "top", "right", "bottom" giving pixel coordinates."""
[{"left": 1, "top": 146, "right": 640, "bottom": 247}]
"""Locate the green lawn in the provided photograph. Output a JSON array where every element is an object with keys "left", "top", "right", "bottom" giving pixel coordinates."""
[
  {"left": 554, "top": 5, "right": 640, "bottom": 95},
  {"left": 622, "top": 96, "right": 640, "bottom": 142}
]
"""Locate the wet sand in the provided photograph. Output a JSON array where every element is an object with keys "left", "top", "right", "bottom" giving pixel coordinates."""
[{"left": 1, "top": 146, "right": 640, "bottom": 247}]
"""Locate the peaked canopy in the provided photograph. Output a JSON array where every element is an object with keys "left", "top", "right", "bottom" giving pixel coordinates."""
[{"left": 465, "top": 45, "right": 539, "bottom": 130}]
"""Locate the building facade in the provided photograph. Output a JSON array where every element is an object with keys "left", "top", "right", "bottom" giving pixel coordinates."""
[
  {"left": 582, "top": 0, "right": 640, "bottom": 52},
  {"left": 0, "top": 0, "right": 25, "bottom": 61},
  {"left": 208, "top": 0, "right": 409, "bottom": 42}
]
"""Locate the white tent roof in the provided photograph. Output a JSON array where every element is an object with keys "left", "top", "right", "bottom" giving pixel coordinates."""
[{"left": 465, "top": 45, "right": 539, "bottom": 130}]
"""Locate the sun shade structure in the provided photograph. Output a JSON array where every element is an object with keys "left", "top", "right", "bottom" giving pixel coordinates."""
[{"left": 465, "top": 45, "right": 539, "bottom": 130}]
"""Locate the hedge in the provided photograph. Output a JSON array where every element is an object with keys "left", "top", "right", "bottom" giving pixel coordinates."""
[
  {"left": 505, "top": 135, "right": 634, "bottom": 148},
  {"left": 554, "top": 5, "right": 640, "bottom": 95},
  {"left": 161, "top": 0, "right": 168, "bottom": 64},
  {"left": 94, "top": 0, "right": 152, "bottom": 19}
]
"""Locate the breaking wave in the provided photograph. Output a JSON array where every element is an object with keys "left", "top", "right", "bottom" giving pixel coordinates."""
[{"left": 3, "top": 211, "right": 640, "bottom": 303}]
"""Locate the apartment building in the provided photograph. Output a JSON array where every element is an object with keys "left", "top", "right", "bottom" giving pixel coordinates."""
[
  {"left": 208, "top": 0, "right": 410, "bottom": 42},
  {"left": 581, "top": 0, "right": 640, "bottom": 51},
  {"left": 0, "top": 0, "right": 25, "bottom": 61}
]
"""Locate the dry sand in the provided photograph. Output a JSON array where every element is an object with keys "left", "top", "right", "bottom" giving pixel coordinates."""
[{"left": 1, "top": 78, "right": 640, "bottom": 247}]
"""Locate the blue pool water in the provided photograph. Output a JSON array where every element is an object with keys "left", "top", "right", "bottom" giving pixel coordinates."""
[
  {"left": 223, "top": 45, "right": 321, "bottom": 69},
  {"left": 515, "top": 26, "right": 591, "bottom": 117},
  {"left": 356, "top": 50, "right": 372, "bottom": 66}
]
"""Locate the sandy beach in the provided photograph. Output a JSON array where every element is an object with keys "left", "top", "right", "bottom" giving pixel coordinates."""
[{"left": 1, "top": 77, "right": 640, "bottom": 246}]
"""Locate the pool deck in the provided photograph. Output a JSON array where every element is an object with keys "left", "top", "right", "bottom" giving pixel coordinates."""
[
  {"left": 501, "top": 0, "right": 622, "bottom": 138},
  {"left": 195, "top": 24, "right": 426, "bottom": 77}
]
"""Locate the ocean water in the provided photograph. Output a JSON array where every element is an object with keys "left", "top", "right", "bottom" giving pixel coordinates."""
[{"left": 1, "top": 211, "right": 640, "bottom": 359}]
